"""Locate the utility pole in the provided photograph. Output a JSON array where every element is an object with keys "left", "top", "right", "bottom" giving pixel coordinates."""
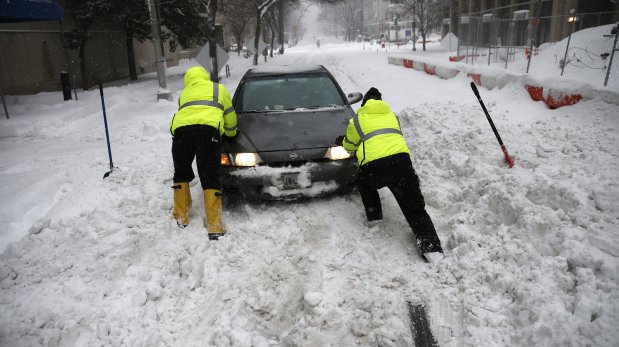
[
  {"left": 603, "top": 28, "right": 618, "bottom": 87},
  {"left": 146, "top": 0, "right": 172, "bottom": 101},
  {"left": 412, "top": 3, "right": 416, "bottom": 51}
]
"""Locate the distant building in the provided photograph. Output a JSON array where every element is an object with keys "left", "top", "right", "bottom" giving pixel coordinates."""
[
  {"left": 361, "top": 0, "right": 618, "bottom": 45},
  {"left": 447, "top": 0, "right": 619, "bottom": 46}
]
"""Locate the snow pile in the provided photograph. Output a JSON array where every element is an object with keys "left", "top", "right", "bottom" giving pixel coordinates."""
[
  {"left": 399, "top": 94, "right": 619, "bottom": 346},
  {"left": 525, "top": 24, "right": 618, "bottom": 88}
]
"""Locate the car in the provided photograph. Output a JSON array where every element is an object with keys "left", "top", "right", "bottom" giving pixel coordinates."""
[{"left": 221, "top": 65, "right": 363, "bottom": 202}]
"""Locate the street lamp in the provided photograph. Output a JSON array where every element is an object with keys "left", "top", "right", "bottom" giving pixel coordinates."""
[{"left": 560, "top": 10, "right": 579, "bottom": 76}]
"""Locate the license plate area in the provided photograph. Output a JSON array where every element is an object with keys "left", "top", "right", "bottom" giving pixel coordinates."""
[{"left": 281, "top": 172, "right": 300, "bottom": 189}]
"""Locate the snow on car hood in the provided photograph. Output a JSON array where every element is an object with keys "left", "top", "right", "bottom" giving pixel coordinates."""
[{"left": 224, "top": 107, "right": 352, "bottom": 153}]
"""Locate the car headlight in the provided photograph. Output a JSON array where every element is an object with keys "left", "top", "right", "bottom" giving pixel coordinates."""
[
  {"left": 325, "top": 146, "right": 352, "bottom": 160},
  {"left": 221, "top": 153, "right": 263, "bottom": 167}
]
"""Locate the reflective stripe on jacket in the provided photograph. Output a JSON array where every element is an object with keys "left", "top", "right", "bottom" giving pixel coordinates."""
[
  {"left": 170, "top": 66, "right": 238, "bottom": 137},
  {"left": 342, "top": 99, "right": 410, "bottom": 165}
]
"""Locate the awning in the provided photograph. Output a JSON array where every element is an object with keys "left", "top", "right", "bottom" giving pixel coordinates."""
[{"left": 0, "top": 0, "right": 64, "bottom": 23}]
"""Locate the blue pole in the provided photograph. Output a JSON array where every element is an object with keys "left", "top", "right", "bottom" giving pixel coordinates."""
[{"left": 99, "top": 83, "right": 114, "bottom": 178}]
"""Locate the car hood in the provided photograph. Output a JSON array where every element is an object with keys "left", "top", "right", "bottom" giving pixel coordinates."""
[{"left": 222, "top": 107, "right": 353, "bottom": 153}]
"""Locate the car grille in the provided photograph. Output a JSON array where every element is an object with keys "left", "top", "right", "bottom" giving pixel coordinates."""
[{"left": 260, "top": 158, "right": 332, "bottom": 168}]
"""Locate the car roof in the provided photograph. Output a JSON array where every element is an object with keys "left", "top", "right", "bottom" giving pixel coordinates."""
[{"left": 243, "top": 65, "right": 329, "bottom": 78}]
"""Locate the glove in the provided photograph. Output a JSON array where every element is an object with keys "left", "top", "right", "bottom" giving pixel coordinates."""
[
  {"left": 224, "top": 129, "right": 240, "bottom": 141},
  {"left": 335, "top": 135, "right": 344, "bottom": 146}
]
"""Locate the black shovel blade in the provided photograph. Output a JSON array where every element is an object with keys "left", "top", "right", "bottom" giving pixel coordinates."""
[{"left": 407, "top": 301, "right": 439, "bottom": 347}]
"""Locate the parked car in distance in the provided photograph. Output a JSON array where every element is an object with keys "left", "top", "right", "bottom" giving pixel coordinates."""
[{"left": 221, "top": 65, "right": 363, "bottom": 202}]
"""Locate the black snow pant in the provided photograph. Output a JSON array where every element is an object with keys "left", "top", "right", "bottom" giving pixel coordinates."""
[
  {"left": 172, "top": 125, "right": 222, "bottom": 190},
  {"left": 357, "top": 153, "right": 443, "bottom": 254}
]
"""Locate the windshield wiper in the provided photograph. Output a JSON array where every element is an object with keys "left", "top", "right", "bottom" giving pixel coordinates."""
[{"left": 285, "top": 106, "right": 322, "bottom": 111}]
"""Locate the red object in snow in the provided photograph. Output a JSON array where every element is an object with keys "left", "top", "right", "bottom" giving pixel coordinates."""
[
  {"left": 545, "top": 91, "right": 583, "bottom": 109},
  {"left": 468, "top": 73, "right": 481, "bottom": 86},
  {"left": 525, "top": 85, "right": 544, "bottom": 101},
  {"left": 524, "top": 47, "right": 539, "bottom": 59},
  {"left": 403, "top": 59, "right": 413, "bottom": 68},
  {"left": 424, "top": 64, "right": 436, "bottom": 75}
]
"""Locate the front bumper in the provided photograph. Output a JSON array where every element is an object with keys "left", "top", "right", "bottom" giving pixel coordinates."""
[{"left": 221, "top": 159, "right": 358, "bottom": 201}]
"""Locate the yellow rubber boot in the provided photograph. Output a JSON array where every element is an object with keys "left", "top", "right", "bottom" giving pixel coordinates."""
[
  {"left": 172, "top": 182, "right": 191, "bottom": 227},
  {"left": 204, "top": 189, "right": 226, "bottom": 240}
]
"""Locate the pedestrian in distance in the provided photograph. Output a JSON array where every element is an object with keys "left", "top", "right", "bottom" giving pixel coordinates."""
[
  {"left": 316, "top": 39, "right": 320, "bottom": 48},
  {"left": 170, "top": 66, "right": 238, "bottom": 240},
  {"left": 338, "top": 87, "right": 444, "bottom": 263}
]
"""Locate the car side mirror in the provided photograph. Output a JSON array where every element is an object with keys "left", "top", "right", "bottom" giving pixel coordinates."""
[{"left": 347, "top": 92, "right": 363, "bottom": 105}]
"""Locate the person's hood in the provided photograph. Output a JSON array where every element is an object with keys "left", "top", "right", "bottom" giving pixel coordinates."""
[
  {"left": 359, "top": 99, "right": 391, "bottom": 114},
  {"left": 184, "top": 66, "right": 211, "bottom": 86}
]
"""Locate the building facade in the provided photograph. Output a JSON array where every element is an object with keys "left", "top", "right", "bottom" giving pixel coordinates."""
[
  {"left": 0, "top": 0, "right": 179, "bottom": 95},
  {"left": 360, "top": 0, "right": 618, "bottom": 45},
  {"left": 448, "top": 0, "right": 618, "bottom": 47}
]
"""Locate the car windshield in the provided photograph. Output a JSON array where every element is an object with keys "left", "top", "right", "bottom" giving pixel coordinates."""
[{"left": 238, "top": 74, "right": 345, "bottom": 112}]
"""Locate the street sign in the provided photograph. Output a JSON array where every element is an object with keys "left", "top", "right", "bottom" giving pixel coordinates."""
[{"left": 195, "top": 43, "right": 230, "bottom": 74}]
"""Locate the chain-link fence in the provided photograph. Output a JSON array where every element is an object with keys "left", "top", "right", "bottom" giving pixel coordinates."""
[{"left": 456, "top": 11, "right": 619, "bottom": 88}]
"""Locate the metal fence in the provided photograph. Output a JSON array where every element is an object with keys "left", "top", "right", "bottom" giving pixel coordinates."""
[{"left": 456, "top": 11, "right": 619, "bottom": 88}]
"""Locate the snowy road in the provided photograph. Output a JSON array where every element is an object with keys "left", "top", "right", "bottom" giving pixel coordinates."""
[{"left": 1, "top": 37, "right": 618, "bottom": 346}]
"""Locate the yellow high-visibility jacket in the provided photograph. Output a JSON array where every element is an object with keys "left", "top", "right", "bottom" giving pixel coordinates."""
[
  {"left": 170, "top": 66, "right": 238, "bottom": 137},
  {"left": 343, "top": 99, "right": 410, "bottom": 165}
]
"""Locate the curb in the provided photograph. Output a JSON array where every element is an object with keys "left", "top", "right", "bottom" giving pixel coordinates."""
[{"left": 389, "top": 56, "right": 593, "bottom": 109}]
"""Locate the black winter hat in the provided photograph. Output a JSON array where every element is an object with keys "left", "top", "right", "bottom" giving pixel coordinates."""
[{"left": 361, "top": 87, "right": 382, "bottom": 106}]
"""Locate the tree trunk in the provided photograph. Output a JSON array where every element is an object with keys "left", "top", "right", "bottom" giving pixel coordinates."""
[
  {"left": 253, "top": 8, "right": 261, "bottom": 66},
  {"left": 278, "top": 1, "right": 285, "bottom": 54},
  {"left": 268, "top": 15, "right": 275, "bottom": 58},
  {"left": 78, "top": 41, "right": 88, "bottom": 90},
  {"left": 422, "top": 32, "right": 427, "bottom": 51},
  {"left": 126, "top": 30, "right": 137, "bottom": 81}
]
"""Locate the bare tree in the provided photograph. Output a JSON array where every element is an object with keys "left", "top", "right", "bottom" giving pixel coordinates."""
[
  {"left": 288, "top": 3, "right": 311, "bottom": 45},
  {"left": 267, "top": 0, "right": 300, "bottom": 55},
  {"left": 265, "top": 4, "right": 283, "bottom": 56},
  {"left": 317, "top": 5, "right": 338, "bottom": 38},
  {"left": 327, "top": 0, "right": 362, "bottom": 41},
  {"left": 222, "top": 0, "right": 254, "bottom": 56},
  {"left": 403, "top": 0, "right": 442, "bottom": 51},
  {"left": 266, "top": 11, "right": 278, "bottom": 57},
  {"left": 248, "top": 0, "right": 280, "bottom": 66},
  {"left": 276, "top": 1, "right": 286, "bottom": 54}
]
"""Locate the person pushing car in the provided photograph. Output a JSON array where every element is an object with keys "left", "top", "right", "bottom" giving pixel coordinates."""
[
  {"left": 170, "top": 66, "right": 238, "bottom": 240},
  {"left": 340, "top": 87, "right": 444, "bottom": 263}
]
